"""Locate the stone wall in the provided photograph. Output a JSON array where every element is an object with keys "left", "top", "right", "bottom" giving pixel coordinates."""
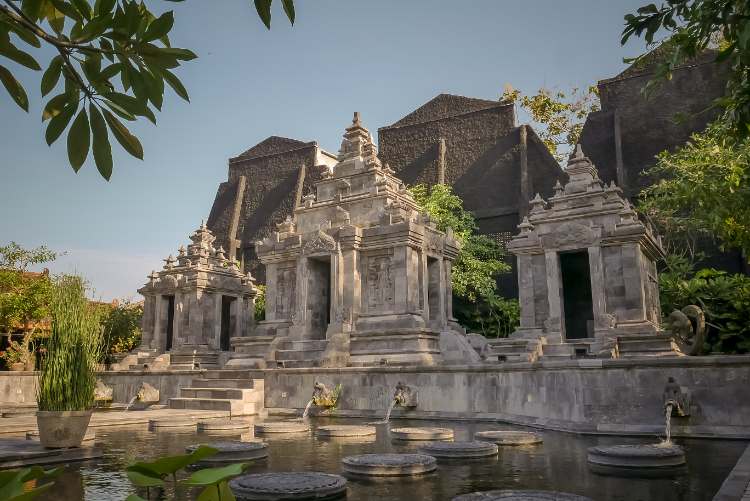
[
  {"left": 263, "top": 355, "right": 750, "bottom": 438},
  {"left": 0, "top": 370, "right": 201, "bottom": 406}
]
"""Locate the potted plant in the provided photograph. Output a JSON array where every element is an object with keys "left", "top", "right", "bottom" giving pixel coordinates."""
[{"left": 36, "top": 275, "right": 103, "bottom": 449}]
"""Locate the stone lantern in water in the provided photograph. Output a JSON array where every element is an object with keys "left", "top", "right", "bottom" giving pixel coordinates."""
[
  {"left": 137, "top": 222, "right": 257, "bottom": 368},
  {"left": 500, "top": 145, "right": 677, "bottom": 360}
]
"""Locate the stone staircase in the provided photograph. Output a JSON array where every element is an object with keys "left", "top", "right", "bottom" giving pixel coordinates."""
[
  {"left": 484, "top": 338, "right": 541, "bottom": 363},
  {"left": 168, "top": 351, "right": 220, "bottom": 369},
  {"left": 273, "top": 339, "right": 328, "bottom": 368},
  {"left": 168, "top": 369, "right": 264, "bottom": 416},
  {"left": 617, "top": 335, "right": 684, "bottom": 358}
]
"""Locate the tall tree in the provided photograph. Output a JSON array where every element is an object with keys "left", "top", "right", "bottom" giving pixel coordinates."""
[{"left": 0, "top": 0, "right": 295, "bottom": 180}]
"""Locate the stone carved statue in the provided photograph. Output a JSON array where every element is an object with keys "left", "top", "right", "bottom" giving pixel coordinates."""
[
  {"left": 663, "top": 377, "right": 691, "bottom": 417},
  {"left": 367, "top": 257, "right": 394, "bottom": 309},
  {"left": 311, "top": 381, "right": 342, "bottom": 409},
  {"left": 665, "top": 305, "right": 706, "bottom": 356},
  {"left": 393, "top": 381, "right": 417, "bottom": 408}
]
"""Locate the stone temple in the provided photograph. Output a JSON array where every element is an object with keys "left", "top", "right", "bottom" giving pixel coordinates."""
[{"left": 231, "top": 113, "right": 469, "bottom": 368}]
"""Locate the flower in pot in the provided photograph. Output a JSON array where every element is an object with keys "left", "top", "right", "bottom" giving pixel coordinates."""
[{"left": 36, "top": 275, "right": 103, "bottom": 449}]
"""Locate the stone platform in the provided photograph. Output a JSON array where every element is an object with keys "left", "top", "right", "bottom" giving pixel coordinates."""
[
  {"left": 229, "top": 472, "right": 347, "bottom": 500},
  {"left": 254, "top": 422, "right": 310, "bottom": 434},
  {"left": 315, "top": 425, "right": 376, "bottom": 437},
  {"left": 390, "top": 427, "right": 454, "bottom": 441},
  {"left": 419, "top": 441, "right": 498, "bottom": 458},
  {"left": 341, "top": 453, "right": 437, "bottom": 476},
  {"left": 475, "top": 431, "right": 543, "bottom": 446},
  {"left": 453, "top": 490, "right": 593, "bottom": 501},
  {"left": 587, "top": 443, "right": 686, "bottom": 469},
  {"left": 0, "top": 438, "right": 103, "bottom": 469},
  {"left": 186, "top": 441, "right": 268, "bottom": 465}
]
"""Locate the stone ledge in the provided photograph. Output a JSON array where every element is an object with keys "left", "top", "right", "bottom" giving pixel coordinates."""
[{"left": 713, "top": 444, "right": 750, "bottom": 501}]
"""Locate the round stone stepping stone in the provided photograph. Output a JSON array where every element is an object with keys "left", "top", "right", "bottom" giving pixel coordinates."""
[
  {"left": 229, "top": 472, "right": 347, "bottom": 500},
  {"left": 341, "top": 453, "right": 437, "bottom": 476},
  {"left": 315, "top": 425, "right": 376, "bottom": 438},
  {"left": 475, "top": 430, "right": 543, "bottom": 446},
  {"left": 254, "top": 422, "right": 310, "bottom": 434},
  {"left": 185, "top": 441, "right": 268, "bottom": 465},
  {"left": 390, "top": 427, "right": 454, "bottom": 441},
  {"left": 198, "top": 419, "right": 251, "bottom": 433},
  {"left": 419, "top": 441, "right": 498, "bottom": 459},
  {"left": 587, "top": 443, "right": 686, "bottom": 469},
  {"left": 149, "top": 418, "right": 197, "bottom": 430},
  {"left": 453, "top": 490, "right": 593, "bottom": 501}
]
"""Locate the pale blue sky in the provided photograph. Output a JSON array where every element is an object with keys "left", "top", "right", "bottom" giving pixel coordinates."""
[{"left": 0, "top": 0, "right": 649, "bottom": 300}]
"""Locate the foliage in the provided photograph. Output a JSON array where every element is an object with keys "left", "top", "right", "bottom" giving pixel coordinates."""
[
  {"left": 454, "top": 294, "right": 520, "bottom": 339},
  {"left": 622, "top": 0, "right": 750, "bottom": 139},
  {"left": 501, "top": 85, "right": 600, "bottom": 163},
  {"left": 253, "top": 284, "right": 265, "bottom": 322},
  {"left": 125, "top": 445, "right": 247, "bottom": 501},
  {"left": 0, "top": 242, "right": 56, "bottom": 334},
  {"left": 409, "top": 183, "right": 516, "bottom": 337},
  {"left": 312, "top": 383, "right": 342, "bottom": 409},
  {"left": 37, "top": 274, "right": 104, "bottom": 411},
  {"left": 101, "top": 300, "right": 142, "bottom": 355},
  {"left": 659, "top": 253, "right": 750, "bottom": 354},
  {"left": 0, "top": 466, "right": 62, "bottom": 501},
  {"left": 0, "top": 0, "right": 295, "bottom": 180},
  {"left": 639, "top": 120, "right": 750, "bottom": 258}
]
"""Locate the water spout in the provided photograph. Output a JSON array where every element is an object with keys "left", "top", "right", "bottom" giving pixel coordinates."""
[
  {"left": 662, "top": 402, "right": 674, "bottom": 445},
  {"left": 381, "top": 398, "right": 397, "bottom": 424},
  {"left": 125, "top": 395, "right": 138, "bottom": 411},
  {"left": 302, "top": 399, "right": 314, "bottom": 420}
]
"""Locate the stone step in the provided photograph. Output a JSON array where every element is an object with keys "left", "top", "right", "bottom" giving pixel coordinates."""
[
  {"left": 191, "top": 378, "right": 256, "bottom": 389},
  {"left": 180, "top": 387, "right": 248, "bottom": 400},
  {"left": 541, "top": 344, "right": 576, "bottom": 356},
  {"left": 276, "top": 339, "right": 327, "bottom": 351},
  {"left": 203, "top": 369, "right": 255, "bottom": 380},
  {"left": 280, "top": 359, "right": 320, "bottom": 369},
  {"left": 168, "top": 397, "right": 258, "bottom": 415},
  {"left": 275, "top": 349, "right": 324, "bottom": 361},
  {"left": 487, "top": 343, "right": 530, "bottom": 355},
  {"left": 618, "top": 339, "right": 676, "bottom": 351}
]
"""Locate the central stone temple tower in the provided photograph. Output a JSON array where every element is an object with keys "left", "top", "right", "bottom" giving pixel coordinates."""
[{"left": 233, "top": 113, "right": 464, "bottom": 367}]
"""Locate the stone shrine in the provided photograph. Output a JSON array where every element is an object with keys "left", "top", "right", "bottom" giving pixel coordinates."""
[
  {"left": 488, "top": 146, "right": 678, "bottom": 362},
  {"left": 137, "top": 222, "right": 257, "bottom": 368},
  {"left": 234, "top": 113, "right": 468, "bottom": 367}
]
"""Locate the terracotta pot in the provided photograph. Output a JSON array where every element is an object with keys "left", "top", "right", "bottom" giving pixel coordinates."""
[
  {"left": 10, "top": 362, "right": 26, "bottom": 372},
  {"left": 36, "top": 410, "right": 93, "bottom": 448}
]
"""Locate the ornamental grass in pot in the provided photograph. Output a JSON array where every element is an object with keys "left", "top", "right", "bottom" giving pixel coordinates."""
[{"left": 36, "top": 275, "right": 103, "bottom": 448}]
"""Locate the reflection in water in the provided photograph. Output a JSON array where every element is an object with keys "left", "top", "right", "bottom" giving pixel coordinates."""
[{"left": 33, "top": 418, "right": 745, "bottom": 501}]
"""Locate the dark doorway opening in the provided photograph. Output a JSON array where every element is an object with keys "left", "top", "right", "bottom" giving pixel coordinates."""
[
  {"left": 560, "top": 251, "right": 594, "bottom": 339},
  {"left": 164, "top": 295, "right": 175, "bottom": 351},
  {"left": 307, "top": 257, "right": 331, "bottom": 339},
  {"left": 220, "top": 296, "right": 236, "bottom": 351}
]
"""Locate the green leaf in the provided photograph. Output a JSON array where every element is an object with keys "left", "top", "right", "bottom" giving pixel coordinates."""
[
  {"left": 21, "top": 0, "right": 44, "bottom": 21},
  {"left": 50, "top": 0, "right": 82, "bottom": 22},
  {"left": 89, "top": 103, "right": 112, "bottom": 180},
  {"left": 98, "top": 62, "right": 122, "bottom": 81},
  {"left": 0, "top": 41, "right": 41, "bottom": 70},
  {"left": 159, "top": 67, "right": 189, "bottom": 101},
  {"left": 182, "top": 463, "right": 247, "bottom": 486},
  {"left": 103, "top": 108, "right": 143, "bottom": 159},
  {"left": 142, "top": 69, "right": 163, "bottom": 110},
  {"left": 197, "top": 481, "right": 236, "bottom": 501},
  {"left": 70, "top": 0, "right": 92, "bottom": 20},
  {"left": 281, "top": 0, "right": 295, "bottom": 24},
  {"left": 254, "top": 0, "right": 272, "bottom": 29},
  {"left": 95, "top": 0, "right": 116, "bottom": 15},
  {"left": 76, "top": 14, "right": 112, "bottom": 42},
  {"left": 41, "top": 56, "right": 64, "bottom": 96},
  {"left": 124, "top": 495, "right": 148, "bottom": 501},
  {"left": 45, "top": 101, "right": 77, "bottom": 145},
  {"left": 128, "top": 446, "right": 218, "bottom": 477},
  {"left": 142, "top": 11, "right": 174, "bottom": 42},
  {"left": 67, "top": 108, "right": 90, "bottom": 171},
  {"left": 102, "top": 99, "right": 136, "bottom": 121},
  {"left": 0, "top": 64, "right": 29, "bottom": 111},
  {"left": 159, "top": 47, "right": 197, "bottom": 61},
  {"left": 42, "top": 92, "right": 69, "bottom": 121},
  {"left": 126, "top": 470, "right": 164, "bottom": 488}
]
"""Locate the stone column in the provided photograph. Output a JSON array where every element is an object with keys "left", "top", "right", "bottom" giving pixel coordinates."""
[
  {"left": 587, "top": 246, "right": 609, "bottom": 337},
  {"left": 172, "top": 292, "right": 183, "bottom": 345},
  {"left": 517, "top": 254, "right": 536, "bottom": 330},
  {"left": 420, "top": 250, "right": 430, "bottom": 324},
  {"left": 189, "top": 291, "right": 204, "bottom": 346},
  {"left": 140, "top": 295, "right": 155, "bottom": 349},
  {"left": 444, "top": 260, "right": 454, "bottom": 321},
  {"left": 292, "top": 257, "right": 309, "bottom": 339},
  {"left": 340, "top": 243, "right": 360, "bottom": 332},
  {"left": 544, "top": 250, "right": 563, "bottom": 341},
  {"left": 265, "top": 263, "right": 278, "bottom": 322},
  {"left": 393, "top": 246, "right": 408, "bottom": 314},
  {"left": 436, "top": 259, "right": 447, "bottom": 328},
  {"left": 153, "top": 295, "right": 163, "bottom": 350},
  {"left": 622, "top": 244, "right": 647, "bottom": 322},
  {"left": 212, "top": 292, "right": 222, "bottom": 349},
  {"left": 326, "top": 249, "right": 344, "bottom": 337}
]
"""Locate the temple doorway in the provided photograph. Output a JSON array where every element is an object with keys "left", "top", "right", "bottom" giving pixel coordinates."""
[
  {"left": 560, "top": 251, "right": 594, "bottom": 339},
  {"left": 220, "top": 296, "right": 236, "bottom": 351},
  {"left": 163, "top": 295, "right": 175, "bottom": 351},
  {"left": 307, "top": 257, "right": 331, "bottom": 339}
]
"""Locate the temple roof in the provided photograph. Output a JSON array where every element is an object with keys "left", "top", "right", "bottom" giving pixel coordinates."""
[
  {"left": 381, "top": 93, "right": 511, "bottom": 130},
  {"left": 231, "top": 136, "right": 315, "bottom": 162}
]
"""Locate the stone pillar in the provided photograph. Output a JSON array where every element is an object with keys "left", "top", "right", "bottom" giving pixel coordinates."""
[
  {"left": 544, "top": 250, "right": 563, "bottom": 341},
  {"left": 189, "top": 291, "right": 204, "bottom": 345},
  {"left": 405, "top": 247, "right": 421, "bottom": 313},
  {"left": 587, "top": 246, "right": 609, "bottom": 337},
  {"left": 517, "top": 254, "right": 536, "bottom": 330},
  {"left": 172, "top": 292, "right": 182, "bottom": 345},
  {"left": 327, "top": 249, "right": 344, "bottom": 336},
  {"left": 212, "top": 292, "right": 222, "bottom": 349},
  {"left": 444, "top": 260, "right": 454, "bottom": 321},
  {"left": 292, "top": 257, "right": 309, "bottom": 339},
  {"left": 265, "top": 263, "right": 278, "bottom": 322},
  {"left": 436, "top": 259, "right": 447, "bottom": 328},
  {"left": 153, "top": 295, "right": 163, "bottom": 350},
  {"left": 340, "top": 246, "right": 359, "bottom": 331},
  {"left": 393, "top": 246, "right": 408, "bottom": 314},
  {"left": 140, "top": 295, "right": 155, "bottom": 349},
  {"left": 622, "top": 244, "right": 646, "bottom": 322},
  {"left": 420, "top": 250, "right": 430, "bottom": 324}
]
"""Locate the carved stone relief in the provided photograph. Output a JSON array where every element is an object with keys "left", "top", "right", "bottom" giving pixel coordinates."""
[
  {"left": 275, "top": 266, "right": 296, "bottom": 318},
  {"left": 366, "top": 255, "right": 394, "bottom": 311}
]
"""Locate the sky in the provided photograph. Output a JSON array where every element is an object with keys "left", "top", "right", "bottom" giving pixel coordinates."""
[{"left": 0, "top": 0, "right": 651, "bottom": 300}]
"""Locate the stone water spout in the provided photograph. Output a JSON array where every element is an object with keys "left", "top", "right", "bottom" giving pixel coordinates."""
[
  {"left": 376, "top": 382, "right": 418, "bottom": 425},
  {"left": 125, "top": 382, "right": 160, "bottom": 411},
  {"left": 662, "top": 377, "right": 691, "bottom": 443},
  {"left": 302, "top": 381, "right": 341, "bottom": 419}
]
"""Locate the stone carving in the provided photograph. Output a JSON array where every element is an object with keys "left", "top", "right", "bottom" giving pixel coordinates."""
[
  {"left": 665, "top": 305, "right": 706, "bottom": 356},
  {"left": 94, "top": 379, "right": 113, "bottom": 404},
  {"left": 366, "top": 256, "right": 394, "bottom": 309},
  {"left": 393, "top": 381, "right": 417, "bottom": 408},
  {"left": 137, "top": 382, "right": 160, "bottom": 404},
  {"left": 549, "top": 221, "right": 595, "bottom": 248},
  {"left": 663, "top": 377, "right": 691, "bottom": 417},
  {"left": 311, "top": 381, "right": 342, "bottom": 409},
  {"left": 275, "top": 267, "right": 296, "bottom": 317},
  {"left": 302, "top": 231, "right": 337, "bottom": 256}
]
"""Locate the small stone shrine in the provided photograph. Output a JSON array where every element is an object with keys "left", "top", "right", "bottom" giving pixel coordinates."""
[
  {"left": 137, "top": 222, "right": 257, "bottom": 367},
  {"left": 248, "top": 113, "right": 465, "bottom": 367},
  {"left": 498, "top": 145, "right": 677, "bottom": 360}
]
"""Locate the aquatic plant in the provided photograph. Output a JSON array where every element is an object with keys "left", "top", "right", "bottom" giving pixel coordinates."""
[
  {"left": 0, "top": 466, "right": 61, "bottom": 500},
  {"left": 36, "top": 275, "right": 104, "bottom": 411}
]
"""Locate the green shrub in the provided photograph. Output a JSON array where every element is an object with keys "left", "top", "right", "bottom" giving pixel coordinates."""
[
  {"left": 660, "top": 255, "right": 750, "bottom": 354},
  {"left": 102, "top": 300, "right": 143, "bottom": 355},
  {"left": 37, "top": 275, "right": 104, "bottom": 411},
  {"left": 455, "top": 293, "right": 520, "bottom": 339},
  {"left": 254, "top": 284, "right": 266, "bottom": 322}
]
